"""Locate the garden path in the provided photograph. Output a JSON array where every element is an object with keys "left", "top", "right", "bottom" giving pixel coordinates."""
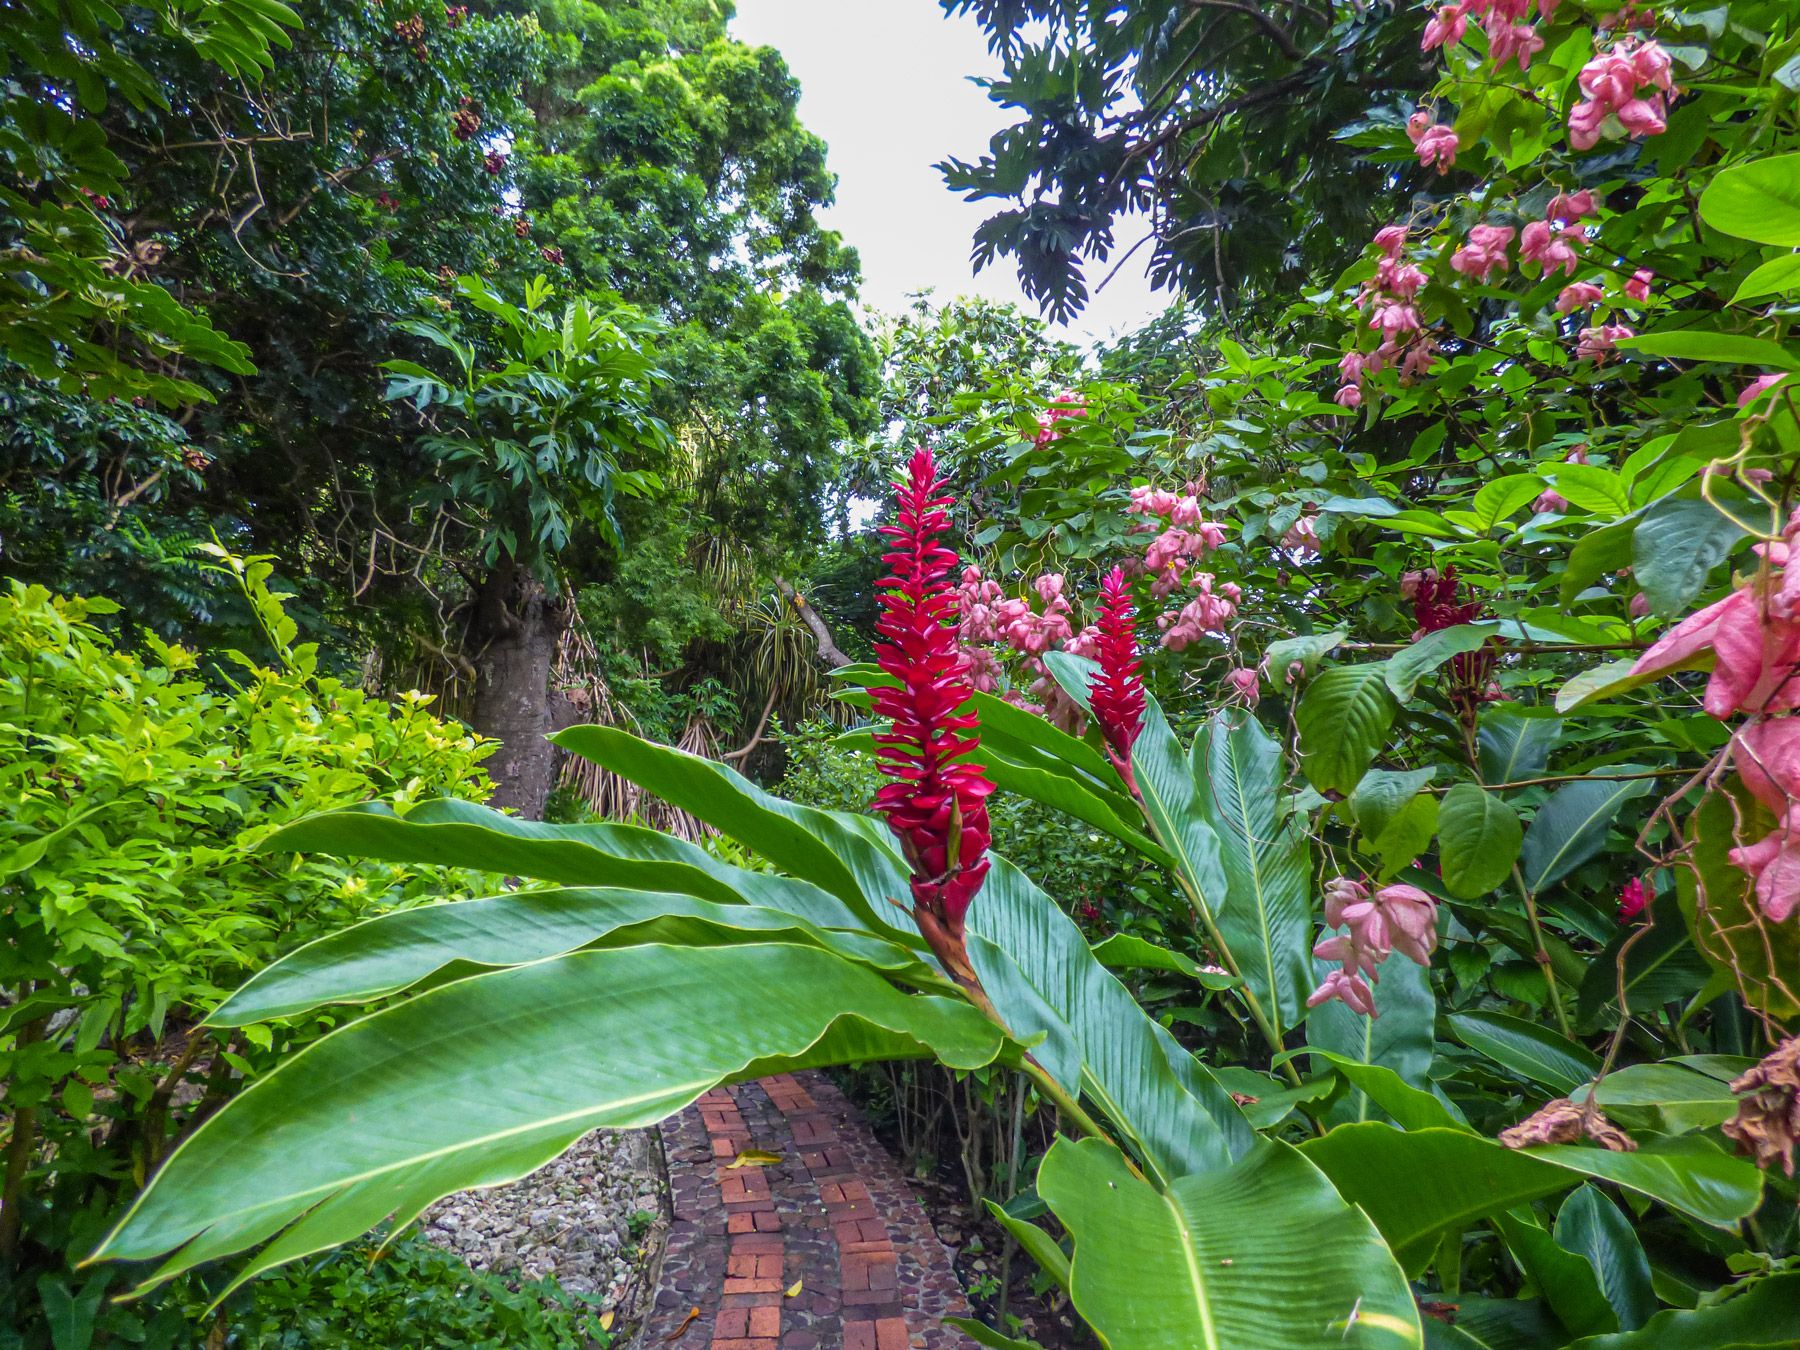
[{"left": 641, "top": 1072, "right": 975, "bottom": 1350}]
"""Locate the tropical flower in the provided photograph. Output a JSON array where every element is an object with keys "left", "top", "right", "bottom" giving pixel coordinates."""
[
  {"left": 872, "top": 448, "right": 995, "bottom": 969},
  {"left": 1089, "top": 566, "right": 1145, "bottom": 791}
]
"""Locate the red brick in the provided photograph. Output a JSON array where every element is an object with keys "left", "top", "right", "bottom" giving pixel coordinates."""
[
  {"left": 711, "top": 1340, "right": 775, "bottom": 1350},
  {"left": 748, "top": 1305, "right": 781, "bottom": 1337},
  {"left": 724, "top": 1278, "right": 784, "bottom": 1295},
  {"left": 728, "top": 1212, "right": 756, "bottom": 1234},
  {"left": 875, "top": 1317, "right": 908, "bottom": 1350},
  {"left": 753, "top": 1211, "right": 782, "bottom": 1231},
  {"left": 754, "top": 1254, "right": 782, "bottom": 1279},
  {"left": 844, "top": 1323, "right": 878, "bottom": 1350},
  {"left": 716, "top": 1308, "right": 750, "bottom": 1338},
  {"left": 731, "top": 1233, "right": 783, "bottom": 1254}
]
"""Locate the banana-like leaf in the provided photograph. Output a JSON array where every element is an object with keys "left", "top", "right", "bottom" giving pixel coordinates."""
[
  {"left": 1306, "top": 955, "right": 1435, "bottom": 1125},
  {"left": 1554, "top": 1186, "right": 1655, "bottom": 1334},
  {"left": 551, "top": 725, "right": 918, "bottom": 940},
  {"left": 1041, "top": 658, "right": 1313, "bottom": 1039},
  {"left": 1090, "top": 933, "right": 1240, "bottom": 989},
  {"left": 1448, "top": 1011, "right": 1600, "bottom": 1097},
  {"left": 1304, "top": 1052, "right": 1467, "bottom": 1132},
  {"left": 1561, "top": 1270, "right": 1800, "bottom": 1348},
  {"left": 968, "top": 860, "right": 1253, "bottom": 1183},
  {"left": 211, "top": 888, "right": 931, "bottom": 1025},
  {"left": 1302, "top": 1124, "right": 1763, "bottom": 1274},
  {"left": 1492, "top": 1209, "right": 1616, "bottom": 1339},
  {"left": 1191, "top": 713, "right": 1314, "bottom": 1038},
  {"left": 1039, "top": 1135, "right": 1423, "bottom": 1349},
  {"left": 268, "top": 799, "right": 872, "bottom": 935},
  {"left": 984, "top": 1198, "right": 1070, "bottom": 1293},
  {"left": 93, "top": 943, "right": 1010, "bottom": 1291}
]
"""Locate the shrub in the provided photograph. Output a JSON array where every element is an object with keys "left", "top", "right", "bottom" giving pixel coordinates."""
[{"left": 0, "top": 559, "right": 495, "bottom": 1345}]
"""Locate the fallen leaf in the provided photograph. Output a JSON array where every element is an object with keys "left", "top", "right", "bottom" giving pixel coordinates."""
[
  {"left": 599, "top": 1310, "right": 615, "bottom": 1332},
  {"left": 663, "top": 1307, "right": 700, "bottom": 1341},
  {"left": 785, "top": 1279, "right": 803, "bottom": 1298},
  {"left": 725, "top": 1149, "right": 783, "bottom": 1169}
]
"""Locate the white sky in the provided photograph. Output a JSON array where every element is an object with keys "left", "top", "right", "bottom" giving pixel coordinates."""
[{"left": 730, "top": 0, "right": 1169, "bottom": 349}]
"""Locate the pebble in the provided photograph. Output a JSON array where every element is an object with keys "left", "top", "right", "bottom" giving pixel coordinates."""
[{"left": 419, "top": 1127, "right": 666, "bottom": 1305}]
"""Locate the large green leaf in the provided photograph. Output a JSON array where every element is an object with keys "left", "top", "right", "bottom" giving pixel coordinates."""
[
  {"left": 869, "top": 687, "right": 1169, "bottom": 867},
  {"left": 210, "top": 888, "right": 929, "bottom": 1025},
  {"left": 1384, "top": 627, "right": 1496, "bottom": 701},
  {"left": 1492, "top": 1210, "right": 1616, "bottom": 1339},
  {"left": 551, "top": 724, "right": 916, "bottom": 938},
  {"left": 1296, "top": 665, "right": 1398, "bottom": 793},
  {"left": 1307, "top": 956, "right": 1435, "bottom": 1126},
  {"left": 1191, "top": 713, "right": 1315, "bottom": 1038},
  {"left": 1519, "top": 777, "right": 1654, "bottom": 892},
  {"left": 1564, "top": 1270, "right": 1800, "bottom": 1348},
  {"left": 1698, "top": 152, "right": 1800, "bottom": 245},
  {"left": 94, "top": 943, "right": 1009, "bottom": 1288},
  {"left": 1039, "top": 1135, "right": 1423, "bottom": 1349},
  {"left": 1301, "top": 1126, "right": 1762, "bottom": 1274},
  {"left": 1090, "top": 933, "right": 1240, "bottom": 989},
  {"left": 267, "top": 799, "right": 870, "bottom": 934},
  {"left": 1349, "top": 768, "right": 1438, "bottom": 841},
  {"left": 1617, "top": 330, "right": 1800, "bottom": 369},
  {"left": 1555, "top": 1185, "right": 1655, "bottom": 1333},
  {"left": 968, "top": 860, "right": 1252, "bottom": 1183},
  {"left": 1574, "top": 1063, "right": 1738, "bottom": 1135},
  {"left": 1448, "top": 1011, "right": 1600, "bottom": 1096},
  {"left": 1438, "top": 784, "right": 1523, "bottom": 899},
  {"left": 1477, "top": 707, "right": 1562, "bottom": 785},
  {"left": 1631, "top": 496, "right": 1747, "bottom": 618}
]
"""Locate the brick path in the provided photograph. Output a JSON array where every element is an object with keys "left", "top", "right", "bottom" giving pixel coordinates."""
[{"left": 642, "top": 1071, "right": 974, "bottom": 1350}]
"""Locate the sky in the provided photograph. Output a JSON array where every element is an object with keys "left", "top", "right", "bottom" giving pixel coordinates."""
[{"left": 730, "top": 0, "right": 1169, "bottom": 349}]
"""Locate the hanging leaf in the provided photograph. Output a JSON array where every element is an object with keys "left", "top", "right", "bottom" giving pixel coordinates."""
[
  {"left": 1698, "top": 152, "right": 1800, "bottom": 245},
  {"left": 1631, "top": 496, "right": 1747, "bottom": 618},
  {"left": 1477, "top": 708, "right": 1562, "bottom": 784},
  {"left": 1438, "top": 785, "right": 1524, "bottom": 899},
  {"left": 1297, "top": 666, "right": 1398, "bottom": 793}
]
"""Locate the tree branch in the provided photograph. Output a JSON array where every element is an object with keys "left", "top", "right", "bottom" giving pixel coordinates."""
[{"left": 774, "top": 576, "right": 852, "bottom": 669}]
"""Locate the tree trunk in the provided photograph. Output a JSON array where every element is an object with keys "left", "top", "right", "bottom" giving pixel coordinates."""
[{"left": 469, "top": 564, "right": 570, "bottom": 819}]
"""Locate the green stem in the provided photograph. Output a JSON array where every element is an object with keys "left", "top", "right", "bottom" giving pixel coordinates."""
[
  {"left": 1018, "top": 1056, "right": 1141, "bottom": 1177},
  {"left": 1511, "top": 866, "right": 1574, "bottom": 1039}
]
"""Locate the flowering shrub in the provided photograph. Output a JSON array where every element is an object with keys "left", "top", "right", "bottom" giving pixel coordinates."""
[{"left": 64, "top": 1, "right": 1800, "bottom": 1346}]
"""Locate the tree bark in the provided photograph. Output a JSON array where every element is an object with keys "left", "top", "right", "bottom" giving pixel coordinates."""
[{"left": 469, "top": 564, "right": 570, "bottom": 819}]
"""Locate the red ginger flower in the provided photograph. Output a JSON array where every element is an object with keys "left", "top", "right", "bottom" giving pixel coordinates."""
[
  {"left": 1089, "top": 566, "right": 1145, "bottom": 791},
  {"left": 871, "top": 448, "right": 995, "bottom": 967}
]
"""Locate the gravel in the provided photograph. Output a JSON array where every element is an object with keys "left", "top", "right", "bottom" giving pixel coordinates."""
[{"left": 419, "top": 1127, "right": 667, "bottom": 1312}]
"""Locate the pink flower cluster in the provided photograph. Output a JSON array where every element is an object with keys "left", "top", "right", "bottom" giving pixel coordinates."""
[
  {"left": 1407, "top": 112, "right": 1460, "bottom": 174},
  {"left": 1423, "top": 0, "right": 1557, "bottom": 68},
  {"left": 1451, "top": 224, "right": 1515, "bottom": 284},
  {"left": 956, "top": 566, "right": 1097, "bottom": 729},
  {"left": 1632, "top": 511, "right": 1800, "bottom": 922},
  {"left": 1570, "top": 38, "right": 1674, "bottom": 150},
  {"left": 1337, "top": 226, "right": 1439, "bottom": 405},
  {"left": 1128, "top": 485, "right": 1239, "bottom": 650},
  {"left": 1033, "top": 390, "right": 1086, "bottom": 449},
  {"left": 1577, "top": 323, "right": 1636, "bottom": 363},
  {"left": 1307, "top": 877, "right": 1440, "bottom": 1018}
]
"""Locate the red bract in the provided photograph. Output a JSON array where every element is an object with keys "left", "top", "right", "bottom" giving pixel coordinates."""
[
  {"left": 872, "top": 448, "right": 995, "bottom": 959},
  {"left": 1618, "top": 876, "right": 1649, "bottom": 922},
  {"left": 1089, "top": 565, "right": 1145, "bottom": 791}
]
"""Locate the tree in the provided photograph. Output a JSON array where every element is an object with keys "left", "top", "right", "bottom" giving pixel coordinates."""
[
  {"left": 938, "top": 0, "right": 1435, "bottom": 321},
  {"left": 380, "top": 275, "right": 671, "bottom": 813}
]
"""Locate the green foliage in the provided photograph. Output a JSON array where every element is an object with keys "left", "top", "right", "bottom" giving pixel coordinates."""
[
  {"left": 0, "top": 569, "right": 493, "bottom": 1344},
  {"left": 383, "top": 274, "right": 671, "bottom": 566},
  {"left": 224, "top": 1230, "right": 609, "bottom": 1349}
]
